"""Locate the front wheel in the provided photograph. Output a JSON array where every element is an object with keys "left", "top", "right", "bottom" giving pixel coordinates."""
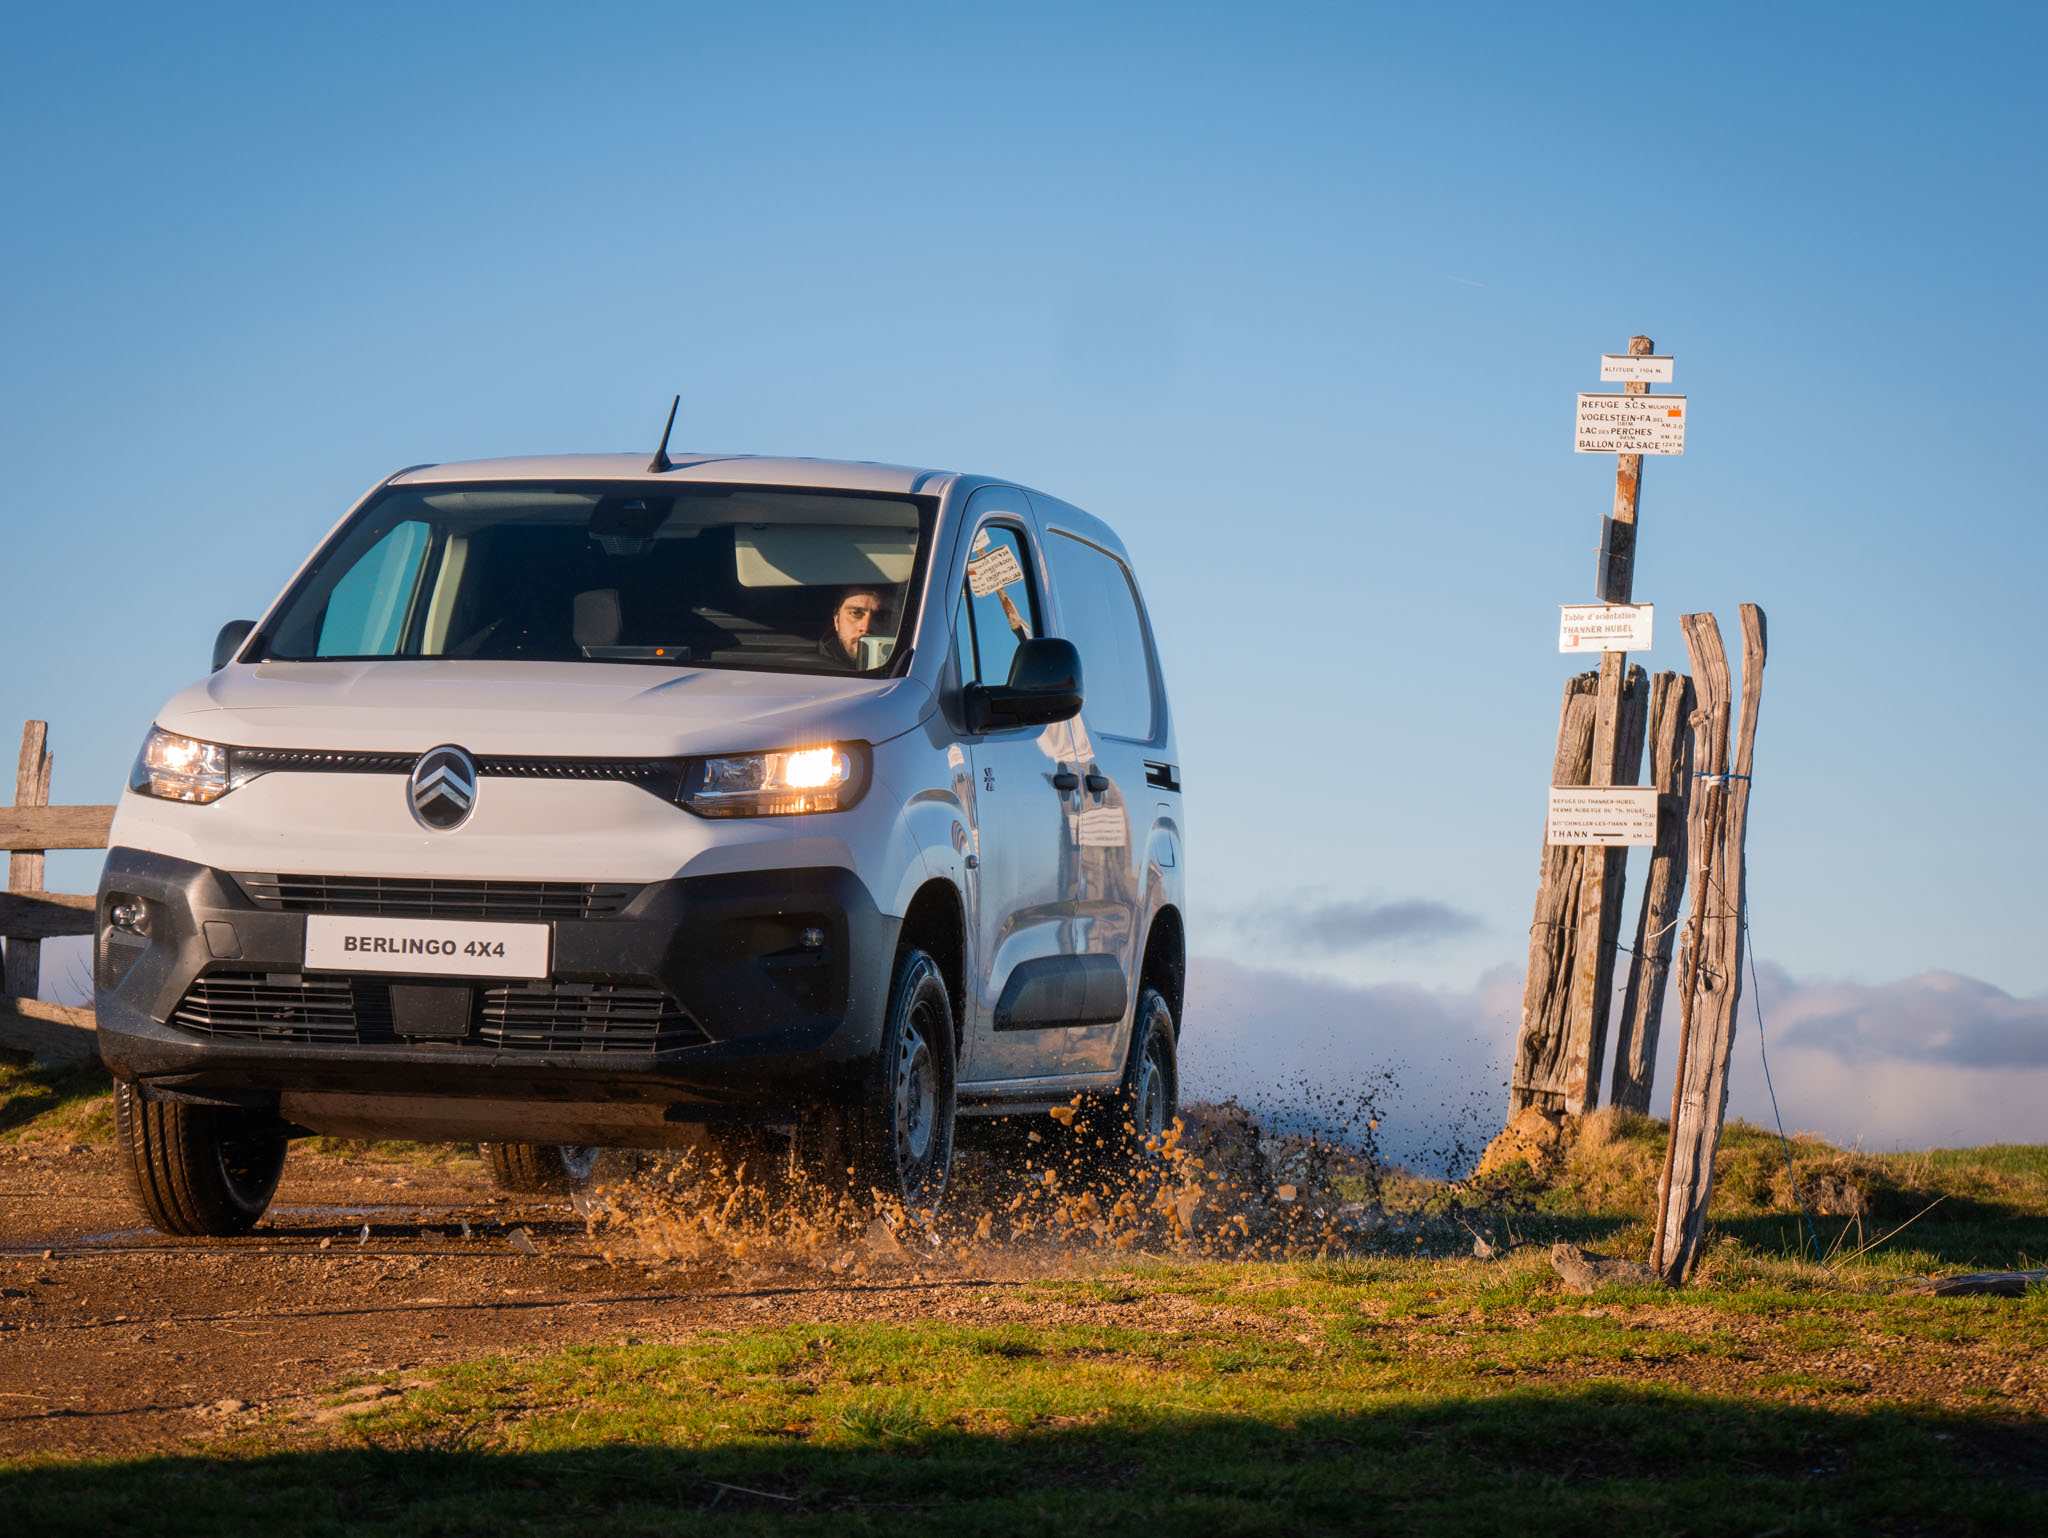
[
  {"left": 1059, "top": 987, "right": 1180, "bottom": 1184},
  {"left": 799, "top": 947, "right": 957, "bottom": 1214},
  {"left": 482, "top": 1142, "right": 601, "bottom": 1194},
  {"left": 115, "top": 1081, "right": 287, "bottom": 1237}
]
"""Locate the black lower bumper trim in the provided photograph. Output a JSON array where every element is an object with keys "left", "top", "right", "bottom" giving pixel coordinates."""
[{"left": 94, "top": 847, "right": 901, "bottom": 1110}]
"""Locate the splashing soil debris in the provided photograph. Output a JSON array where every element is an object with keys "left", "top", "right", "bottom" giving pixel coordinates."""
[{"left": 580, "top": 1097, "right": 1522, "bottom": 1283}]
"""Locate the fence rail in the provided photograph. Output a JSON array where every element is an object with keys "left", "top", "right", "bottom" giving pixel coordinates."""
[{"left": 2, "top": 721, "right": 111, "bottom": 1065}]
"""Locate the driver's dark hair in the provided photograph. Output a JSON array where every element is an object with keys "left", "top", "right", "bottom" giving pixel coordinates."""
[{"left": 836, "top": 584, "right": 887, "bottom": 612}]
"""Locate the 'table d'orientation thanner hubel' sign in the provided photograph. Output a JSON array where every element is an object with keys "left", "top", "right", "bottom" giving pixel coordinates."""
[{"left": 1559, "top": 603, "right": 1653, "bottom": 653}]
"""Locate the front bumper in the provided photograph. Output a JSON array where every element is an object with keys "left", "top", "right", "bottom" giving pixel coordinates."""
[{"left": 93, "top": 847, "right": 900, "bottom": 1128}]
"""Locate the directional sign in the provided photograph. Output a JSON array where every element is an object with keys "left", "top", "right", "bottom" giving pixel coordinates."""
[
  {"left": 967, "top": 543, "right": 1025, "bottom": 597},
  {"left": 1575, "top": 393, "right": 1687, "bottom": 455},
  {"left": 1546, "top": 786, "right": 1659, "bottom": 846},
  {"left": 1600, "top": 354, "right": 1675, "bottom": 383},
  {"left": 1559, "top": 603, "right": 1653, "bottom": 653}
]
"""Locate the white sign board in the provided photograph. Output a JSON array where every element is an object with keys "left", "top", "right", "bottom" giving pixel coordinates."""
[
  {"left": 1575, "top": 393, "right": 1687, "bottom": 455},
  {"left": 304, "top": 915, "right": 551, "bottom": 979},
  {"left": 1599, "top": 354, "right": 1675, "bottom": 383},
  {"left": 1545, "top": 786, "right": 1660, "bottom": 846},
  {"left": 967, "top": 544, "right": 1025, "bottom": 597},
  {"left": 1559, "top": 603, "right": 1653, "bottom": 653}
]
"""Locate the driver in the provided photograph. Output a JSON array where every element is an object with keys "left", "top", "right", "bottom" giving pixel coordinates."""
[{"left": 819, "top": 586, "right": 889, "bottom": 670}]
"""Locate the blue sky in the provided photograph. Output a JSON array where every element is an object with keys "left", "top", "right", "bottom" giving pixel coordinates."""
[{"left": 4, "top": 4, "right": 2044, "bottom": 1138}]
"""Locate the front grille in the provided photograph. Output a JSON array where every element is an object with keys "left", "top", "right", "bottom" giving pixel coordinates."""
[
  {"left": 480, "top": 982, "right": 705, "bottom": 1054},
  {"left": 225, "top": 747, "right": 687, "bottom": 800},
  {"left": 172, "top": 973, "right": 391, "bottom": 1044},
  {"left": 231, "top": 747, "right": 417, "bottom": 775},
  {"left": 171, "top": 973, "right": 707, "bottom": 1054},
  {"left": 234, "top": 874, "right": 639, "bottom": 920}
]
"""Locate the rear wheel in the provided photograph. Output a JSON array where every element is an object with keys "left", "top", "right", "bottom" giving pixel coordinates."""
[
  {"left": 115, "top": 1081, "right": 287, "bottom": 1237},
  {"left": 483, "top": 1142, "right": 601, "bottom": 1194},
  {"left": 799, "top": 947, "right": 956, "bottom": 1214}
]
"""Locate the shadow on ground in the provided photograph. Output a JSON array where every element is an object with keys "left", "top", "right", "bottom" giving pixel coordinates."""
[{"left": 7, "top": 1385, "right": 2043, "bottom": 1536}]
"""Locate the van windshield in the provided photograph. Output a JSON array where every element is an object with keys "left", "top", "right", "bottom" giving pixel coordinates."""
[{"left": 255, "top": 483, "right": 932, "bottom": 675}]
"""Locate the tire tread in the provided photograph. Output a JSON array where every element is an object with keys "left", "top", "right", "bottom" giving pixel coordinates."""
[{"left": 116, "top": 1082, "right": 283, "bottom": 1237}]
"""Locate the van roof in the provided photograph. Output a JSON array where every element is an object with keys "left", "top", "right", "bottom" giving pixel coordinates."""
[
  {"left": 389, "top": 454, "right": 1130, "bottom": 563},
  {"left": 390, "top": 453, "right": 955, "bottom": 498}
]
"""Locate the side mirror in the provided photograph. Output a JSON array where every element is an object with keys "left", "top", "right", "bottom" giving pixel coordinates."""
[
  {"left": 967, "top": 638, "right": 1083, "bottom": 731},
  {"left": 213, "top": 620, "right": 256, "bottom": 671}
]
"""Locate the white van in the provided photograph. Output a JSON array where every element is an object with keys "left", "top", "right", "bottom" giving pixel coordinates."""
[{"left": 95, "top": 445, "right": 1187, "bottom": 1235}]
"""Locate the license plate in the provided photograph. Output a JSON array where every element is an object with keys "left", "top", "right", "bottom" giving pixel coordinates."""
[{"left": 303, "top": 914, "right": 550, "bottom": 980}]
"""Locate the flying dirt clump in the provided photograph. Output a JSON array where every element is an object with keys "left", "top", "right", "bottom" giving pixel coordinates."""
[{"left": 578, "top": 1097, "right": 1461, "bottom": 1280}]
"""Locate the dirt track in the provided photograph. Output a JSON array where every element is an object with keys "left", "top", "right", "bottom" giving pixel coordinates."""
[
  {"left": 0, "top": 1142, "right": 1050, "bottom": 1460},
  {"left": 10, "top": 1134, "right": 2045, "bottom": 1469}
]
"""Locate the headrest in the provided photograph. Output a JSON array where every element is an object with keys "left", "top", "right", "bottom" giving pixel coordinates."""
[{"left": 573, "top": 589, "right": 622, "bottom": 649}]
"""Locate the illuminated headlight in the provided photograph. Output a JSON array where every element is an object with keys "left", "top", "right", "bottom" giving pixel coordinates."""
[
  {"left": 129, "top": 726, "right": 234, "bottom": 804},
  {"left": 680, "top": 744, "right": 869, "bottom": 818}
]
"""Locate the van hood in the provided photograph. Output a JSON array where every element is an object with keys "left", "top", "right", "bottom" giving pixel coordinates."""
[{"left": 153, "top": 661, "right": 934, "bottom": 757}]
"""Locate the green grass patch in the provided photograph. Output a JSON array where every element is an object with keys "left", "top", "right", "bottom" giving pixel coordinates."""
[
  {"left": 6, "top": 1306, "right": 2044, "bottom": 1535},
  {"left": 0, "top": 1056, "right": 113, "bottom": 1144}
]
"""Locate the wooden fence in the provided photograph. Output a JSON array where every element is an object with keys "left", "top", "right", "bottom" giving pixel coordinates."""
[{"left": 1, "top": 721, "right": 112, "bottom": 1064}]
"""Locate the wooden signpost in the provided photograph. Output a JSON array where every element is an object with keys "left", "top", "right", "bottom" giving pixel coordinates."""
[
  {"left": 1499, "top": 334, "right": 1774, "bottom": 1285},
  {"left": 1512, "top": 336, "right": 1667, "bottom": 1117}
]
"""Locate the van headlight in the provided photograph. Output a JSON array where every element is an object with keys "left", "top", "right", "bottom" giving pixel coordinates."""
[
  {"left": 679, "top": 744, "right": 870, "bottom": 818},
  {"left": 129, "top": 727, "right": 235, "bottom": 804}
]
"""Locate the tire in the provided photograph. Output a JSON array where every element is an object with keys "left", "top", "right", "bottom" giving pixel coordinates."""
[
  {"left": 115, "top": 1080, "right": 287, "bottom": 1238},
  {"left": 482, "top": 1142, "right": 602, "bottom": 1194},
  {"left": 1059, "top": 986, "right": 1180, "bottom": 1185},
  {"left": 799, "top": 946, "right": 957, "bottom": 1214}
]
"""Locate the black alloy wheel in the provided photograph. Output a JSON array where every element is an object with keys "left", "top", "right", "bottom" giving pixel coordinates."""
[
  {"left": 802, "top": 946, "right": 958, "bottom": 1214},
  {"left": 115, "top": 1080, "right": 289, "bottom": 1237}
]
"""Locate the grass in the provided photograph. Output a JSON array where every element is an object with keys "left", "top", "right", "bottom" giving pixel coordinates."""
[
  {"left": 6, "top": 1265, "right": 2044, "bottom": 1534},
  {"left": 1515, "top": 1110, "right": 2048, "bottom": 1277},
  {"left": 0, "top": 1055, "right": 113, "bottom": 1144}
]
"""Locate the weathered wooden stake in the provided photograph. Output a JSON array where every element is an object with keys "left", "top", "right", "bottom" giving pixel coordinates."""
[
  {"left": 4, "top": 722, "right": 53, "bottom": 1000},
  {"left": 1512, "top": 673, "right": 1598, "bottom": 1114},
  {"left": 1562, "top": 664, "right": 1646, "bottom": 1112},
  {"left": 1609, "top": 671, "right": 1696, "bottom": 1112},
  {"left": 1511, "top": 664, "right": 1645, "bottom": 1115},
  {"left": 1651, "top": 605, "right": 1767, "bottom": 1283}
]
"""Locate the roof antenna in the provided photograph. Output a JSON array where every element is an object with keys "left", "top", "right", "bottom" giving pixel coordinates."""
[{"left": 646, "top": 394, "right": 680, "bottom": 473}]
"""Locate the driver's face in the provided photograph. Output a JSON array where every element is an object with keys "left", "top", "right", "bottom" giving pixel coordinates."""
[{"left": 835, "top": 593, "right": 884, "bottom": 657}]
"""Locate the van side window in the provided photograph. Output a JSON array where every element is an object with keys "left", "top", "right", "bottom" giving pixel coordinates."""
[
  {"left": 1045, "top": 532, "right": 1154, "bottom": 740},
  {"left": 317, "top": 520, "right": 432, "bottom": 657},
  {"left": 959, "top": 524, "right": 1041, "bottom": 689}
]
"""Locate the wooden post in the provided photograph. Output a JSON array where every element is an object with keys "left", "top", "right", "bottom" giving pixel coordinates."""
[
  {"left": 1561, "top": 664, "right": 1646, "bottom": 1111},
  {"left": 1609, "top": 671, "right": 1696, "bottom": 1112},
  {"left": 1512, "top": 673, "right": 1598, "bottom": 1114},
  {"left": 1557, "top": 334, "right": 1656, "bottom": 1115},
  {"left": 4, "top": 722, "right": 52, "bottom": 1000},
  {"left": 0, "top": 721, "right": 109, "bottom": 1065},
  {"left": 1651, "top": 606, "right": 1767, "bottom": 1283},
  {"left": 1511, "top": 664, "right": 1645, "bottom": 1114}
]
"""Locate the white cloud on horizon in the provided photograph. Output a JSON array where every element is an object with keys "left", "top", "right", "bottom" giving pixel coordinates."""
[{"left": 1181, "top": 954, "right": 2048, "bottom": 1172}]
